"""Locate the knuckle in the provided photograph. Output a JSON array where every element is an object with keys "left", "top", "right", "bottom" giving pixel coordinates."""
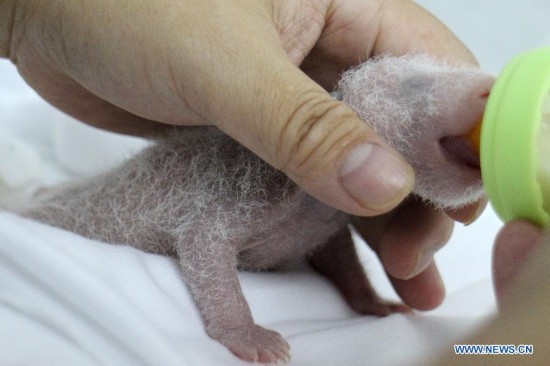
[{"left": 274, "top": 90, "right": 371, "bottom": 177}]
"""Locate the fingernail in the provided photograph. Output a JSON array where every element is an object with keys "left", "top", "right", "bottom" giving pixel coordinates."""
[
  {"left": 339, "top": 144, "right": 414, "bottom": 210},
  {"left": 464, "top": 198, "right": 488, "bottom": 226},
  {"left": 409, "top": 246, "right": 438, "bottom": 279}
]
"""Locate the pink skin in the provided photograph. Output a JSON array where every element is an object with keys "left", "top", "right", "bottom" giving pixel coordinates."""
[
  {"left": 437, "top": 84, "right": 490, "bottom": 176},
  {"left": 492, "top": 220, "right": 544, "bottom": 306},
  {"left": 22, "top": 57, "right": 493, "bottom": 364},
  {"left": 338, "top": 56, "right": 495, "bottom": 209}
]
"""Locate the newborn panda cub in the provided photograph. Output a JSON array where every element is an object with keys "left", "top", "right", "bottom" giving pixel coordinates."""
[{"left": 23, "top": 55, "right": 494, "bottom": 364}]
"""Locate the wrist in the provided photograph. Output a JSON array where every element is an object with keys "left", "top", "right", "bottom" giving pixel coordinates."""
[{"left": 1, "top": 0, "right": 18, "bottom": 59}]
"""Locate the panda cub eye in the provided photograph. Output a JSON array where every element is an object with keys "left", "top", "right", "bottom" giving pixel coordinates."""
[{"left": 400, "top": 75, "right": 435, "bottom": 97}]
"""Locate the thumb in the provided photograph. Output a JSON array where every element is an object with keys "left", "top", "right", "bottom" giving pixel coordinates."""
[{"left": 206, "top": 47, "right": 414, "bottom": 216}]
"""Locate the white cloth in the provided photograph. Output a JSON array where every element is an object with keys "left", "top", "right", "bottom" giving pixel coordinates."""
[
  {"left": 1, "top": 1, "right": 548, "bottom": 364},
  {"left": 0, "top": 212, "right": 495, "bottom": 366}
]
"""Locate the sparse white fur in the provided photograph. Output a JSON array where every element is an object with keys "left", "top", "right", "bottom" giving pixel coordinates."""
[
  {"left": 18, "top": 55, "right": 494, "bottom": 364},
  {"left": 338, "top": 55, "right": 492, "bottom": 208}
]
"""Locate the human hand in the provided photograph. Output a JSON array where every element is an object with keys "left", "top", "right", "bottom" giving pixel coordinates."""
[
  {"left": 492, "top": 220, "right": 545, "bottom": 307},
  {"left": 2, "top": 0, "right": 484, "bottom": 309},
  {"left": 353, "top": 197, "right": 486, "bottom": 310},
  {"left": 431, "top": 221, "right": 550, "bottom": 365}
]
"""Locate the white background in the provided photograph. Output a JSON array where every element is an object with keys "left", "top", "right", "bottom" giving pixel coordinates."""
[{"left": 1, "top": 1, "right": 549, "bottom": 365}]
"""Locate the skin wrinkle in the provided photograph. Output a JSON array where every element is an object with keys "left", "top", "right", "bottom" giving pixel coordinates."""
[
  {"left": 325, "top": 5, "right": 381, "bottom": 67},
  {"left": 4, "top": 0, "right": 484, "bottom": 222},
  {"left": 270, "top": 0, "right": 328, "bottom": 65},
  {"left": 290, "top": 99, "right": 356, "bottom": 171},
  {"left": 0, "top": 1, "right": 17, "bottom": 59},
  {"left": 318, "top": 1, "right": 384, "bottom": 67},
  {"left": 19, "top": 55, "right": 493, "bottom": 363},
  {"left": 36, "top": 3, "right": 78, "bottom": 77},
  {"left": 165, "top": 62, "right": 203, "bottom": 126},
  {"left": 321, "top": 122, "right": 367, "bottom": 167},
  {"left": 274, "top": 88, "right": 326, "bottom": 171},
  {"left": 8, "top": 1, "right": 37, "bottom": 65},
  {"left": 339, "top": 55, "right": 493, "bottom": 208}
]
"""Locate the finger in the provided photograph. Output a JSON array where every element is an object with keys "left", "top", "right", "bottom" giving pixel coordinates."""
[
  {"left": 374, "top": 0, "right": 478, "bottom": 65},
  {"left": 19, "top": 0, "right": 414, "bottom": 216},
  {"left": 198, "top": 33, "right": 414, "bottom": 216},
  {"left": 302, "top": 0, "right": 479, "bottom": 91},
  {"left": 389, "top": 261, "right": 445, "bottom": 311},
  {"left": 354, "top": 202, "right": 447, "bottom": 310},
  {"left": 356, "top": 197, "right": 454, "bottom": 280},
  {"left": 492, "top": 220, "right": 544, "bottom": 306},
  {"left": 445, "top": 197, "right": 488, "bottom": 225},
  {"left": 16, "top": 62, "right": 172, "bottom": 137}
]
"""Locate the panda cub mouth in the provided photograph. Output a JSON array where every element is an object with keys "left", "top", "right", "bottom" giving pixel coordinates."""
[{"left": 439, "top": 135, "right": 481, "bottom": 171}]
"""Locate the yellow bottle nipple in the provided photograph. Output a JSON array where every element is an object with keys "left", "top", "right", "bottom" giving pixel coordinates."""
[{"left": 467, "top": 118, "right": 483, "bottom": 155}]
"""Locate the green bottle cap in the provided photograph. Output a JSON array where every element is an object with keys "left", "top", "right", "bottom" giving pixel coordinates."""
[{"left": 481, "top": 47, "right": 550, "bottom": 227}]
